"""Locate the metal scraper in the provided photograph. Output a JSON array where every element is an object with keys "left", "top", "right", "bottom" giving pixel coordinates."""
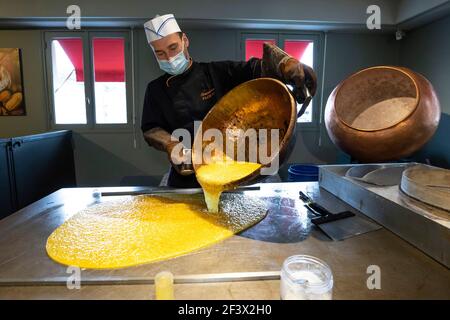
[{"left": 299, "top": 191, "right": 381, "bottom": 241}]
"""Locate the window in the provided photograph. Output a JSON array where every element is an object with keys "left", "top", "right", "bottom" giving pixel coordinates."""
[
  {"left": 92, "top": 38, "right": 127, "bottom": 124},
  {"left": 45, "top": 31, "right": 131, "bottom": 129},
  {"left": 51, "top": 38, "right": 87, "bottom": 124},
  {"left": 242, "top": 33, "right": 321, "bottom": 125}
]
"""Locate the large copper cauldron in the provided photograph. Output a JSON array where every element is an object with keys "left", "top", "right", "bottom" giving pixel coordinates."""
[
  {"left": 325, "top": 66, "right": 441, "bottom": 162},
  {"left": 192, "top": 78, "right": 297, "bottom": 187}
]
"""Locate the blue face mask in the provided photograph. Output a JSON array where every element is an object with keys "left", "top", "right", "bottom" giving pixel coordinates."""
[{"left": 157, "top": 41, "right": 190, "bottom": 75}]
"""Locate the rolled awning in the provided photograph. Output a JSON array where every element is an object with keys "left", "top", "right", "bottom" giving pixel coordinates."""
[
  {"left": 58, "top": 38, "right": 125, "bottom": 82},
  {"left": 245, "top": 39, "right": 310, "bottom": 61}
]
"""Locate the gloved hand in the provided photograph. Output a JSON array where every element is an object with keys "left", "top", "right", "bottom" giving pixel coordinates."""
[
  {"left": 166, "top": 142, "right": 194, "bottom": 176},
  {"left": 281, "top": 58, "right": 317, "bottom": 107},
  {"left": 262, "top": 43, "right": 317, "bottom": 114}
]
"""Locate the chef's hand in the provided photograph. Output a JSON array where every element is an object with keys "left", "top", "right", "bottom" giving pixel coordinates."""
[
  {"left": 167, "top": 142, "right": 194, "bottom": 176},
  {"left": 281, "top": 58, "right": 317, "bottom": 107},
  {"left": 143, "top": 127, "right": 194, "bottom": 176}
]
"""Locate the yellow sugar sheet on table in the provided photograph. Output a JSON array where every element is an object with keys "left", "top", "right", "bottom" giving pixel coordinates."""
[{"left": 46, "top": 194, "right": 266, "bottom": 269}]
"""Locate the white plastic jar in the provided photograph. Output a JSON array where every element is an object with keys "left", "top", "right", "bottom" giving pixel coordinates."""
[{"left": 280, "top": 255, "right": 333, "bottom": 300}]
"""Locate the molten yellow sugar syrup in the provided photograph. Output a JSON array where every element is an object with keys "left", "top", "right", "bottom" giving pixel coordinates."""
[
  {"left": 196, "top": 160, "right": 262, "bottom": 212},
  {"left": 46, "top": 193, "right": 265, "bottom": 269}
]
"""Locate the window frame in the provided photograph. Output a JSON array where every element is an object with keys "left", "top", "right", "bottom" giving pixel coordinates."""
[
  {"left": 44, "top": 30, "right": 133, "bottom": 132},
  {"left": 240, "top": 31, "right": 324, "bottom": 131}
]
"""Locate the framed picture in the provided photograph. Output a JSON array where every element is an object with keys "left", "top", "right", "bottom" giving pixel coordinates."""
[{"left": 0, "top": 48, "right": 26, "bottom": 116}]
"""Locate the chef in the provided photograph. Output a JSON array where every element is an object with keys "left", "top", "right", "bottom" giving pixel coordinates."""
[{"left": 141, "top": 14, "right": 317, "bottom": 188}]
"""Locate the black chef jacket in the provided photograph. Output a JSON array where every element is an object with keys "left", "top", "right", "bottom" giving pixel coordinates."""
[{"left": 141, "top": 58, "right": 262, "bottom": 188}]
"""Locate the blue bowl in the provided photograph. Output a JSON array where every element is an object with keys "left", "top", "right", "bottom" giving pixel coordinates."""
[{"left": 288, "top": 164, "right": 319, "bottom": 182}]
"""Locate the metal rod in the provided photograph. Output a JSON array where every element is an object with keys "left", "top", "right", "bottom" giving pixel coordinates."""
[
  {"left": 0, "top": 271, "right": 280, "bottom": 287},
  {"left": 101, "top": 186, "right": 261, "bottom": 197}
]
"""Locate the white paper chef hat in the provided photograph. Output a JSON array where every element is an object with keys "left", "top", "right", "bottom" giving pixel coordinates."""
[{"left": 144, "top": 14, "right": 181, "bottom": 43}]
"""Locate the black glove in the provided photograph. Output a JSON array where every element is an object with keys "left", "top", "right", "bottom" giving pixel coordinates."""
[{"left": 261, "top": 43, "right": 317, "bottom": 115}]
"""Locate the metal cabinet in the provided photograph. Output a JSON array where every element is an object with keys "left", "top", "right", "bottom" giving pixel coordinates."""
[
  {"left": 0, "top": 130, "right": 76, "bottom": 219},
  {"left": 0, "top": 139, "right": 14, "bottom": 219}
]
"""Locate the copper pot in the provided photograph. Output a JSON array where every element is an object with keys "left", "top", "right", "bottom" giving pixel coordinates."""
[
  {"left": 192, "top": 77, "right": 297, "bottom": 187},
  {"left": 325, "top": 66, "right": 441, "bottom": 162}
]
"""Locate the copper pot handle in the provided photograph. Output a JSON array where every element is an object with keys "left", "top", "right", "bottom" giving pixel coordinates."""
[{"left": 286, "top": 85, "right": 312, "bottom": 118}]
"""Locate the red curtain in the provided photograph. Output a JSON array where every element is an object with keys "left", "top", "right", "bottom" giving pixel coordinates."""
[
  {"left": 245, "top": 39, "right": 276, "bottom": 61},
  {"left": 284, "top": 40, "right": 310, "bottom": 61},
  {"left": 58, "top": 38, "right": 125, "bottom": 82},
  {"left": 245, "top": 39, "right": 311, "bottom": 62},
  {"left": 58, "top": 39, "right": 84, "bottom": 81}
]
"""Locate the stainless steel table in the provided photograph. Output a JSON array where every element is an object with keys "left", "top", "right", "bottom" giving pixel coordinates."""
[{"left": 0, "top": 182, "right": 448, "bottom": 299}]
